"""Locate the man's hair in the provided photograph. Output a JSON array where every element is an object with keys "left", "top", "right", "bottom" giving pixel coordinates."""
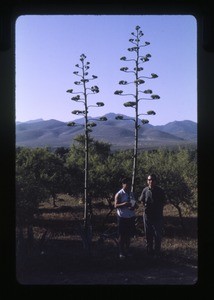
[{"left": 148, "top": 174, "right": 157, "bottom": 181}]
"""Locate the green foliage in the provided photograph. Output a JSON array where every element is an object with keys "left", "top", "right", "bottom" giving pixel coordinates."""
[
  {"left": 16, "top": 144, "right": 197, "bottom": 221},
  {"left": 66, "top": 135, "right": 112, "bottom": 198},
  {"left": 54, "top": 147, "right": 69, "bottom": 161},
  {"left": 136, "top": 148, "right": 197, "bottom": 213},
  {"left": 16, "top": 147, "right": 66, "bottom": 224}
]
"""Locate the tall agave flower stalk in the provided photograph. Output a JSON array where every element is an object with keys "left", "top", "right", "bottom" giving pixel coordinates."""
[
  {"left": 66, "top": 53, "right": 107, "bottom": 253},
  {"left": 114, "top": 26, "right": 160, "bottom": 194}
]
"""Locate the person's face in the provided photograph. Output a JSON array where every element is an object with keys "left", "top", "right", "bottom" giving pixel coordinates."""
[
  {"left": 122, "top": 182, "right": 129, "bottom": 191},
  {"left": 147, "top": 176, "right": 155, "bottom": 188}
]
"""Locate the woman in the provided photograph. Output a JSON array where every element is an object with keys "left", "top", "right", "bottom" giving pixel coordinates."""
[{"left": 114, "top": 177, "right": 136, "bottom": 259}]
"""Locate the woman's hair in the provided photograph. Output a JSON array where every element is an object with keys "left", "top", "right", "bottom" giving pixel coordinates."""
[{"left": 120, "top": 177, "right": 130, "bottom": 184}]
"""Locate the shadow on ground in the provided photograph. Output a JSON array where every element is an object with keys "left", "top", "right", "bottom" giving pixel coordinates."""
[{"left": 16, "top": 237, "right": 198, "bottom": 286}]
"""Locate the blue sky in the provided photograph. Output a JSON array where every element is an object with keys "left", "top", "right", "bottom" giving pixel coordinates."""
[{"left": 15, "top": 15, "right": 197, "bottom": 125}]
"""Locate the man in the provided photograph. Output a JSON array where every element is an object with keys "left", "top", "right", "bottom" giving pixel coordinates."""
[{"left": 139, "top": 174, "right": 166, "bottom": 257}]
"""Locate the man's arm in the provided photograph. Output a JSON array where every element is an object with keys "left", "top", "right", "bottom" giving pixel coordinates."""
[{"left": 139, "top": 188, "right": 145, "bottom": 204}]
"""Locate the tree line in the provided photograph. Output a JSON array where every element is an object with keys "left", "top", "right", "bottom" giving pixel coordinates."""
[{"left": 16, "top": 135, "right": 197, "bottom": 228}]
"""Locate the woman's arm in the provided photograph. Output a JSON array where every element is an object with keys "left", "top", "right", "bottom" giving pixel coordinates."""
[{"left": 114, "top": 192, "right": 131, "bottom": 208}]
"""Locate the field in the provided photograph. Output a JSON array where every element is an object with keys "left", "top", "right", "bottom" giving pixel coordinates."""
[{"left": 16, "top": 194, "right": 198, "bottom": 286}]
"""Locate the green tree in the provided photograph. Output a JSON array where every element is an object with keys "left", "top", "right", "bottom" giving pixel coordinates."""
[
  {"left": 102, "top": 150, "right": 133, "bottom": 197},
  {"left": 66, "top": 135, "right": 112, "bottom": 199},
  {"left": 137, "top": 148, "right": 197, "bottom": 228},
  {"left": 16, "top": 147, "right": 66, "bottom": 251},
  {"left": 54, "top": 146, "right": 69, "bottom": 162},
  {"left": 16, "top": 147, "right": 47, "bottom": 253},
  {"left": 16, "top": 147, "right": 66, "bottom": 212},
  {"left": 16, "top": 148, "right": 48, "bottom": 225}
]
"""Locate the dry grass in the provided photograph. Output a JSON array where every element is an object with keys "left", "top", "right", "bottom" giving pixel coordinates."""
[{"left": 16, "top": 193, "right": 198, "bottom": 285}]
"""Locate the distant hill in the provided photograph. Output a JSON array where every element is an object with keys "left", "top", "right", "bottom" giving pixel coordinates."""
[{"left": 16, "top": 113, "right": 197, "bottom": 150}]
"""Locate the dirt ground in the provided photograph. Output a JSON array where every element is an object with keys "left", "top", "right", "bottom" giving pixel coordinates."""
[
  {"left": 15, "top": 235, "right": 198, "bottom": 286},
  {"left": 14, "top": 197, "right": 198, "bottom": 287}
]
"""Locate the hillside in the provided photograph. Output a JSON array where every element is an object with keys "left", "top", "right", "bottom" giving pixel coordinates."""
[{"left": 16, "top": 113, "right": 197, "bottom": 149}]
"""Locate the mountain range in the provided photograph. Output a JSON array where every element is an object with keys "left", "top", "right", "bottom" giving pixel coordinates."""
[{"left": 16, "top": 113, "right": 197, "bottom": 150}]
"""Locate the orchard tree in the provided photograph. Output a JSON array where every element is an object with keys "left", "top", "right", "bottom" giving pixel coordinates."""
[
  {"left": 66, "top": 53, "right": 107, "bottom": 253},
  {"left": 137, "top": 148, "right": 197, "bottom": 230},
  {"left": 66, "top": 134, "right": 111, "bottom": 199},
  {"left": 16, "top": 147, "right": 65, "bottom": 253},
  {"left": 114, "top": 25, "right": 160, "bottom": 194}
]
